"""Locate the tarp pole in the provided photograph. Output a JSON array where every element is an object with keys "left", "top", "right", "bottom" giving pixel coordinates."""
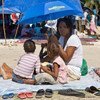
[
  {"left": 14, "top": 24, "right": 19, "bottom": 39},
  {"left": 2, "top": 0, "right": 7, "bottom": 45}
]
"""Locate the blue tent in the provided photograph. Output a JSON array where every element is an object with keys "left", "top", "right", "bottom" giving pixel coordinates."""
[
  {"left": 19, "top": 0, "right": 83, "bottom": 24},
  {"left": 0, "top": 6, "right": 20, "bottom": 14},
  {"left": 0, "top": 0, "right": 35, "bottom": 13},
  {"left": 0, "top": 0, "right": 56, "bottom": 14}
]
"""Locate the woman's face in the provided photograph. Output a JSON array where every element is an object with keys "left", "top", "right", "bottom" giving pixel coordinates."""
[{"left": 58, "top": 21, "right": 70, "bottom": 37}]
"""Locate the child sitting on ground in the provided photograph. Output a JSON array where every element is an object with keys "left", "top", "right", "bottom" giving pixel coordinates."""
[
  {"left": 12, "top": 39, "right": 41, "bottom": 84},
  {"left": 35, "top": 37, "right": 69, "bottom": 84},
  {"left": 39, "top": 35, "right": 59, "bottom": 63},
  {"left": 0, "top": 39, "right": 41, "bottom": 85}
]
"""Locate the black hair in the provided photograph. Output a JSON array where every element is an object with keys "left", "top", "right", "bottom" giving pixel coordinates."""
[
  {"left": 56, "top": 17, "right": 73, "bottom": 35},
  {"left": 47, "top": 42, "right": 59, "bottom": 57},
  {"left": 24, "top": 39, "right": 36, "bottom": 53}
]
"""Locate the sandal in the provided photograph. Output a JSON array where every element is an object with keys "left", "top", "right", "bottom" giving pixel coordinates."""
[
  {"left": 85, "top": 86, "right": 100, "bottom": 96},
  {"left": 25, "top": 92, "right": 33, "bottom": 98},
  {"left": 45, "top": 89, "right": 53, "bottom": 98},
  {"left": 35, "top": 89, "right": 44, "bottom": 98},
  {"left": 17, "top": 92, "right": 27, "bottom": 99},
  {"left": 2, "top": 93, "right": 14, "bottom": 99},
  {"left": 58, "top": 88, "right": 85, "bottom": 98}
]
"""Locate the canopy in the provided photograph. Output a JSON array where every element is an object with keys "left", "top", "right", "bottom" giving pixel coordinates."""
[
  {"left": 0, "top": 0, "right": 35, "bottom": 13},
  {"left": 19, "top": 0, "right": 83, "bottom": 24}
]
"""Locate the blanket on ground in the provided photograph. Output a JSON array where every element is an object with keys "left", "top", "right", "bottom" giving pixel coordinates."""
[{"left": 0, "top": 68, "right": 100, "bottom": 96}]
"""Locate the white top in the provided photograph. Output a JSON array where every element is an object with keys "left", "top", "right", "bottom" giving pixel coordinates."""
[
  {"left": 13, "top": 53, "right": 40, "bottom": 78},
  {"left": 75, "top": 16, "right": 81, "bottom": 20},
  {"left": 82, "top": 11, "right": 88, "bottom": 20},
  {"left": 59, "top": 34, "right": 83, "bottom": 67},
  {"left": 91, "top": 14, "right": 95, "bottom": 24}
]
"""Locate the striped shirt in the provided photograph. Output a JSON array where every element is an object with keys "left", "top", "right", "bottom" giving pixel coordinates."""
[{"left": 13, "top": 53, "right": 40, "bottom": 78}]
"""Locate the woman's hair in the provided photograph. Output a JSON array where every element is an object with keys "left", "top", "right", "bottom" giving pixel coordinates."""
[
  {"left": 56, "top": 17, "right": 73, "bottom": 35},
  {"left": 24, "top": 39, "right": 36, "bottom": 53}
]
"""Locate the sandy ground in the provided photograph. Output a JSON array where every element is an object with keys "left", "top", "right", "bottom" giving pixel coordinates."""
[
  {"left": 0, "top": 40, "right": 100, "bottom": 69},
  {"left": 0, "top": 38, "right": 100, "bottom": 100}
]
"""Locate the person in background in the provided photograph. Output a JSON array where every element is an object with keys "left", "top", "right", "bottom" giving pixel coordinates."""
[
  {"left": 21, "top": 25, "right": 31, "bottom": 38},
  {"left": 90, "top": 13, "right": 97, "bottom": 35}
]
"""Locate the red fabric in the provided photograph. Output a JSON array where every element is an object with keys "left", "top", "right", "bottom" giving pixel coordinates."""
[{"left": 10, "top": 13, "right": 18, "bottom": 23}]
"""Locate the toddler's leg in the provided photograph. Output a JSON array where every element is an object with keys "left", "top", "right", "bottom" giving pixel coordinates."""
[
  {"left": 2, "top": 63, "right": 13, "bottom": 73},
  {"left": 0, "top": 68, "right": 2, "bottom": 75},
  {"left": 23, "top": 79, "right": 36, "bottom": 85},
  {"left": 1, "top": 63, "right": 13, "bottom": 79}
]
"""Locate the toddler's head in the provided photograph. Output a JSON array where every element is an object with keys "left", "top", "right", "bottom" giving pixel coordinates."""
[
  {"left": 24, "top": 39, "right": 36, "bottom": 53},
  {"left": 47, "top": 42, "right": 59, "bottom": 59}
]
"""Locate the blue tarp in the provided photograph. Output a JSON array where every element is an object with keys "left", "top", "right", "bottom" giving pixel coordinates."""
[
  {"left": 19, "top": 0, "right": 83, "bottom": 24},
  {"left": 0, "top": 0, "right": 35, "bottom": 13}
]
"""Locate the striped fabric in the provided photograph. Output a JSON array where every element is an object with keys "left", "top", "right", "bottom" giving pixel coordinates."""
[{"left": 13, "top": 53, "right": 40, "bottom": 78}]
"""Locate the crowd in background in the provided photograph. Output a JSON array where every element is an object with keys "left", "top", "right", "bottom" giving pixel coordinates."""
[{"left": 0, "top": 0, "right": 100, "bottom": 39}]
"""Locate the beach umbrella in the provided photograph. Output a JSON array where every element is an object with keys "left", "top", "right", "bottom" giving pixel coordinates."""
[{"left": 19, "top": 0, "right": 83, "bottom": 24}]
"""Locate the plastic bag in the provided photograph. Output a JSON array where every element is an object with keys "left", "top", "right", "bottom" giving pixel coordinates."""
[{"left": 81, "top": 59, "right": 88, "bottom": 76}]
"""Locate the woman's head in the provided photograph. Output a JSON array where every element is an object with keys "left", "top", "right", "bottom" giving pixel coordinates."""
[
  {"left": 57, "top": 17, "right": 73, "bottom": 37},
  {"left": 24, "top": 39, "right": 36, "bottom": 53}
]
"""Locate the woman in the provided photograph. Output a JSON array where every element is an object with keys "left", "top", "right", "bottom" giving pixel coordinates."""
[
  {"left": 57, "top": 17, "right": 83, "bottom": 80},
  {"left": 37, "top": 17, "right": 83, "bottom": 84}
]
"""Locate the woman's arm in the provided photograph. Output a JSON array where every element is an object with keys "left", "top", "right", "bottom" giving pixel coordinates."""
[
  {"left": 41, "top": 63, "right": 59, "bottom": 79},
  {"left": 59, "top": 45, "right": 76, "bottom": 63}
]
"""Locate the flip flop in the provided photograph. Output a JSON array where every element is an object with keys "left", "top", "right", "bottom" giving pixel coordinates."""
[
  {"left": 90, "top": 86, "right": 99, "bottom": 92},
  {"left": 35, "top": 89, "right": 44, "bottom": 98},
  {"left": 58, "top": 89, "right": 85, "bottom": 98},
  {"left": 85, "top": 87, "right": 95, "bottom": 93},
  {"left": 2, "top": 93, "right": 15, "bottom": 99},
  {"left": 45, "top": 89, "right": 53, "bottom": 98},
  {"left": 8, "top": 93, "right": 15, "bottom": 98},
  {"left": 17, "top": 92, "right": 27, "bottom": 99},
  {"left": 94, "top": 91, "right": 100, "bottom": 96},
  {"left": 85, "top": 86, "right": 100, "bottom": 96},
  {"left": 2, "top": 94, "right": 9, "bottom": 99},
  {"left": 25, "top": 92, "right": 33, "bottom": 98}
]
